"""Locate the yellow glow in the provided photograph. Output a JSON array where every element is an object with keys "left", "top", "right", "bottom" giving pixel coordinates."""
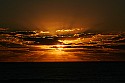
[
  {"left": 55, "top": 45, "right": 65, "bottom": 47},
  {"left": 58, "top": 38, "right": 84, "bottom": 44},
  {"left": 40, "top": 31, "right": 50, "bottom": 34},
  {"left": 39, "top": 49, "right": 83, "bottom": 62},
  {"left": 52, "top": 50, "right": 65, "bottom": 55},
  {"left": 56, "top": 28, "right": 82, "bottom": 33},
  {"left": 53, "top": 45, "right": 65, "bottom": 51}
]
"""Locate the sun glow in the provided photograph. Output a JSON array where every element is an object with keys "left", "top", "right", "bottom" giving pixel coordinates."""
[
  {"left": 56, "top": 28, "right": 83, "bottom": 33},
  {"left": 40, "top": 31, "right": 50, "bottom": 34},
  {"left": 58, "top": 38, "right": 84, "bottom": 44},
  {"left": 52, "top": 45, "right": 65, "bottom": 51}
]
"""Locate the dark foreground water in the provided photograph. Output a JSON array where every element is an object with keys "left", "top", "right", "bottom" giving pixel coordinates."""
[{"left": 0, "top": 62, "right": 125, "bottom": 82}]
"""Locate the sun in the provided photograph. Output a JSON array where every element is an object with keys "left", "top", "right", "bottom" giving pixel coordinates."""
[{"left": 54, "top": 45, "right": 65, "bottom": 51}]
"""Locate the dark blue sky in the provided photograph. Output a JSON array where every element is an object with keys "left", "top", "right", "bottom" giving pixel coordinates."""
[{"left": 0, "top": 0, "right": 125, "bottom": 32}]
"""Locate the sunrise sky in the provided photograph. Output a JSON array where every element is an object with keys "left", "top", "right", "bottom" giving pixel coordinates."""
[{"left": 0, "top": 0, "right": 125, "bottom": 32}]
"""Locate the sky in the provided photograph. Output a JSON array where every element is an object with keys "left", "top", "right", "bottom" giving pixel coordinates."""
[{"left": 0, "top": 0, "right": 125, "bottom": 32}]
